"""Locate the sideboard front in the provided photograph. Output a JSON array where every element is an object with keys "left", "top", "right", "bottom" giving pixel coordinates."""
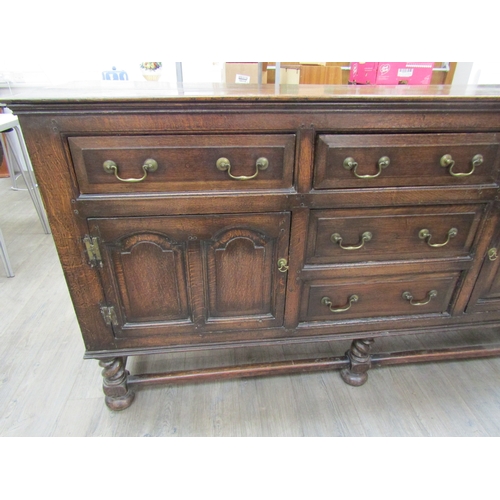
[{"left": 10, "top": 90, "right": 500, "bottom": 409}]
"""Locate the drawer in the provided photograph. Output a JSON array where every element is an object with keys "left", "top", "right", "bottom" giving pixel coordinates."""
[
  {"left": 314, "top": 133, "right": 500, "bottom": 189},
  {"left": 306, "top": 205, "right": 485, "bottom": 265},
  {"left": 300, "top": 272, "right": 460, "bottom": 322},
  {"left": 68, "top": 134, "right": 295, "bottom": 194}
]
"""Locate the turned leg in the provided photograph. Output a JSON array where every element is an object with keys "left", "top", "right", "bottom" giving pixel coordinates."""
[
  {"left": 340, "top": 338, "right": 374, "bottom": 386},
  {"left": 99, "top": 357, "right": 135, "bottom": 410}
]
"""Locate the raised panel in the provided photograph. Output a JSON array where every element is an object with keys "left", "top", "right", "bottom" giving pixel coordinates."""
[
  {"left": 89, "top": 218, "right": 195, "bottom": 340},
  {"left": 207, "top": 229, "right": 273, "bottom": 317},
  {"left": 111, "top": 233, "right": 188, "bottom": 323},
  {"left": 467, "top": 259, "right": 500, "bottom": 313},
  {"left": 203, "top": 213, "right": 290, "bottom": 331},
  {"left": 466, "top": 218, "right": 500, "bottom": 313}
]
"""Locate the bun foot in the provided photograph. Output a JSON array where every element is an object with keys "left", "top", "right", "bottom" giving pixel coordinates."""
[
  {"left": 104, "top": 391, "right": 135, "bottom": 411},
  {"left": 340, "top": 368, "right": 369, "bottom": 386}
]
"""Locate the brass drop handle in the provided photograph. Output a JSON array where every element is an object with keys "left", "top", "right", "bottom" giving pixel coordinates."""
[
  {"left": 402, "top": 290, "right": 438, "bottom": 306},
  {"left": 321, "top": 295, "right": 358, "bottom": 313},
  {"left": 343, "top": 156, "right": 390, "bottom": 179},
  {"left": 277, "top": 258, "right": 289, "bottom": 272},
  {"left": 488, "top": 248, "right": 498, "bottom": 261},
  {"left": 419, "top": 227, "right": 457, "bottom": 248},
  {"left": 103, "top": 159, "right": 158, "bottom": 183},
  {"left": 331, "top": 231, "right": 372, "bottom": 250},
  {"left": 216, "top": 157, "right": 269, "bottom": 180},
  {"left": 440, "top": 153, "right": 483, "bottom": 178}
]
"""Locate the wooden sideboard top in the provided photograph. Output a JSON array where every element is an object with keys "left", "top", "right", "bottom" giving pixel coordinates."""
[{"left": 3, "top": 82, "right": 500, "bottom": 105}]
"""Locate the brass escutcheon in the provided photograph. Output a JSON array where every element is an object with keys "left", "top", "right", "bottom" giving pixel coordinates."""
[
  {"left": 488, "top": 248, "right": 498, "bottom": 261},
  {"left": 277, "top": 258, "right": 289, "bottom": 272}
]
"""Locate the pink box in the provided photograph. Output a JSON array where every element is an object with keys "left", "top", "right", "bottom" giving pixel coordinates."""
[
  {"left": 375, "top": 62, "right": 434, "bottom": 85},
  {"left": 349, "top": 62, "right": 378, "bottom": 85},
  {"left": 349, "top": 62, "right": 434, "bottom": 85}
]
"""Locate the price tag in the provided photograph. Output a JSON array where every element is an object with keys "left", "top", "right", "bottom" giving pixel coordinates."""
[
  {"left": 397, "top": 68, "right": 414, "bottom": 77},
  {"left": 235, "top": 74, "right": 251, "bottom": 84}
]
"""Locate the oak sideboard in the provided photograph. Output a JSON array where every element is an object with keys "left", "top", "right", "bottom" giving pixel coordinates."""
[{"left": 5, "top": 83, "right": 500, "bottom": 410}]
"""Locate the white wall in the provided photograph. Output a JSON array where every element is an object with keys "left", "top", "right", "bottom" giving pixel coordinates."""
[
  {"left": 469, "top": 62, "right": 500, "bottom": 84},
  {"left": 3, "top": 61, "right": 500, "bottom": 87},
  {"left": 0, "top": 61, "right": 225, "bottom": 85},
  {"left": 453, "top": 62, "right": 500, "bottom": 86}
]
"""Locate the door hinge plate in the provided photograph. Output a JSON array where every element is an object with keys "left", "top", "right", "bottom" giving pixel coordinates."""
[
  {"left": 83, "top": 235, "right": 103, "bottom": 267},
  {"left": 100, "top": 306, "right": 119, "bottom": 326}
]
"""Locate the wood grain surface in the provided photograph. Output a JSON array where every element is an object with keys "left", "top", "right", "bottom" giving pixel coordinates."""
[{"left": 1, "top": 178, "right": 500, "bottom": 435}]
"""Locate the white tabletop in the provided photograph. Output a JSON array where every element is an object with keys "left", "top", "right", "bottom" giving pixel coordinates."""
[{"left": 0, "top": 113, "right": 19, "bottom": 132}]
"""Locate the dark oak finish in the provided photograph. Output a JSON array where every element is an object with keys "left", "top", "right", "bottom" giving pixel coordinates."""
[
  {"left": 306, "top": 204, "right": 485, "bottom": 265},
  {"left": 467, "top": 207, "right": 500, "bottom": 313},
  {"left": 300, "top": 272, "right": 460, "bottom": 322},
  {"left": 99, "top": 357, "right": 134, "bottom": 411},
  {"left": 341, "top": 338, "right": 375, "bottom": 386},
  {"left": 314, "top": 133, "right": 500, "bottom": 189},
  {"left": 5, "top": 83, "right": 500, "bottom": 409},
  {"left": 89, "top": 212, "right": 290, "bottom": 339},
  {"left": 69, "top": 134, "right": 296, "bottom": 194}
]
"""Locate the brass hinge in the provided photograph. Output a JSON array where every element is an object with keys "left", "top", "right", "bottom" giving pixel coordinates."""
[
  {"left": 83, "top": 235, "right": 103, "bottom": 267},
  {"left": 100, "top": 306, "right": 118, "bottom": 326}
]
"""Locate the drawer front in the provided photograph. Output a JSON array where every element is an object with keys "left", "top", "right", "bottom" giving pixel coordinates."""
[
  {"left": 314, "top": 133, "right": 500, "bottom": 189},
  {"left": 69, "top": 134, "right": 295, "bottom": 194},
  {"left": 300, "top": 272, "right": 460, "bottom": 322},
  {"left": 306, "top": 205, "right": 485, "bottom": 265}
]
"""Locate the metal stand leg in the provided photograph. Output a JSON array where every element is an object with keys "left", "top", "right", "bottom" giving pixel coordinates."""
[
  {"left": 0, "top": 227, "right": 14, "bottom": 277},
  {"left": 0, "top": 127, "right": 51, "bottom": 234},
  {"left": 0, "top": 132, "right": 22, "bottom": 190}
]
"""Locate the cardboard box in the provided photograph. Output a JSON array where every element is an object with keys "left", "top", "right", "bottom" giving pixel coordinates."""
[
  {"left": 349, "top": 62, "right": 378, "bottom": 85},
  {"left": 280, "top": 66, "right": 301, "bottom": 85},
  {"left": 349, "top": 62, "right": 434, "bottom": 85},
  {"left": 376, "top": 62, "right": 434, "bottom": 85},
  {"left": 224, "top": 63, "right": 267, "bottom": 84}
]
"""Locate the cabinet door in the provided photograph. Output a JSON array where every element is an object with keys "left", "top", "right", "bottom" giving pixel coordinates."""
[
  {"left": 467, "top": 251, "right": 500, "bottom": 313},
  {"left": 88, "top": 213, "right": 290, "bottom": 342},
  {"left": 202, "top": 214, "right": 290, "bottom": 332},
  {"left": 466, "top": 209, "right": 500, "bottom": 313}
]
